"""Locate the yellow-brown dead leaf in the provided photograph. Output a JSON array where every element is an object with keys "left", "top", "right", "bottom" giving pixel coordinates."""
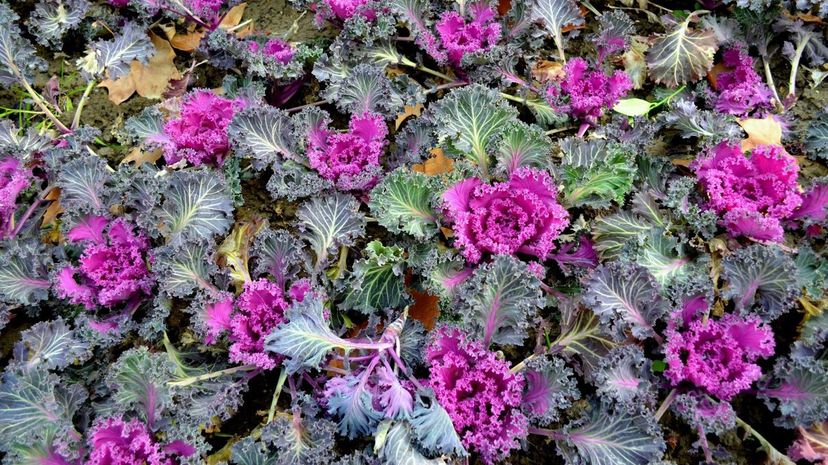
[
  {"left": 219, "top": 3, "right": 247, "bottom": 29},
  {"left": 41, "top": 187, "right": 63, "bottom": 229},
  {"left": 121, "top": 147, "right": 162, "bottom": 167},
  {"left": 170, "top": 26, "right": 206, "bottom": 52},
  {"left": 413, "top": 148, "right": 454, "bottom": 176},
  {"left": 395, "top": 103, "right": 423, "bottom": 130},
  {"left": 532, "top": 60, "right": 564, "bottom": 83},
  {"left": 99, "top": 33, "right": 182, "bottom": 104},
  {"left": 738, "top": 116, "right": 783, "bottom": 152}
]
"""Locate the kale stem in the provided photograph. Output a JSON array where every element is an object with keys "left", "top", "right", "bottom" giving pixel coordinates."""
[
  {"left": 167, "top": 364, "right": 259, "bottom": 387},
  {"left": 787, "top": 33, "right": 812, "bottom": 100},
  {"left": 71, "top": 80, "right": 96, "bottom": 130},
  {"left": 528, "top": 426, "right": 567, "bottom": 440},
  {"left": 654, "top": 388, "right": 677, "bottom": 421},
  {"left": 762, "top": 57, "right": 783, "bottom": 109},
  {"left": 13, "top": 67, "right": 70, "bottom": 134},
  {"left": 9, "top": 183, "right": 55, "bottom": 238},
  {"left": 267, "top": 367, "right": 288, "bottom": 423},
  {"left": 284, "top": 101, "right": 325, "bottom": 113},
  {"left": 399, "top": 56, "right": 456, "bottom": 82},
  {"left": 734, "top": 415, "right": 796, "bottom": 465}
]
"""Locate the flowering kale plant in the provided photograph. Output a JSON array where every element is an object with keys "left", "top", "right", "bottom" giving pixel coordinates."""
[{"left": 0, "top": 0, "right": 827, "bottom": 464}]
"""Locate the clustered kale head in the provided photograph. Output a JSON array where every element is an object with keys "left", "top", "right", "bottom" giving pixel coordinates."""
[{"left": 0, "top": 0, "right": 827, "bottom": 463}]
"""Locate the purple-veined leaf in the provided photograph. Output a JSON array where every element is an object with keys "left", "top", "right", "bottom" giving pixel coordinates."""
[
  {"left": 29, "top": 0, "right": 89, "bottom": 49},
  {"left": 550, "top": 236, "right": 599, "bottom": 274},
  {"left": 429, "top": 85, "right": 517, "bottom": 176},
  {"left": 530, "top": 0, "right": 584, "bottom": 62},
  {"left": 318, "top": 63, "right": 398, "bottom": 116},
  {"left": 458, "top": 255, "right": 545, "bottom": 347},
  {"left": 11, "top": 318, "right": 90, "bottom": 372},
  {"left": 76, "top": 22, "right": 154, "bottom": 80},
  {"left": 410, "top": 390, "right": 467, "bottom": 457},
  {"left": 594, "top": 346, "right": 654, "bottom": 409},
  {"left": 123, "top": 106, "right": 166, "bottom": 146},
  {"left": 583, "top": 262, "right": 668, "bottom": 341},
  {"left": 251, "top": 228, "right": 305, "bottom": 289},
  {"left": 721, "top": 244, "right": 798, "bottom": 321},
  {"left": 296, "top": 193, "right": 366, "bottom": 272},
  {"left": 324, "top": 375, "right": 383, "bottom": 439},
  {"left": 368, "top": 168, "right": 439, "bottom": 239},
  {"left": 106, "top": 347, "right": 173, "bottom": 429},
  {"left": 0, "top": 240, "right": 52, "bottom": 305},
  {"left": 228, "top": 105, "right": 297, "bottom": 167},
  {"left": 760, "top": 351, "right": 828, "bottom": 428},
  {"left": 158, "top": 170, "right": 234, "bottom": 245},
  {"left": 495, "top": 121, "right": 552, "bottom": 176},
  {"left": 789, "top": 421, "right": 828, "bottom": 464},
  {"left": 522, "top": 355, "right": 580, "bottom": 426},
  {"left": 557, "top": 407, "right": 666, "bottom": 465},
  {"left": 646, "top": 12, "right": 717, "bottom": 87}
]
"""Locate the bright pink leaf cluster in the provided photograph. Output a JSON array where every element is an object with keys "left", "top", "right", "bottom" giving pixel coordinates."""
[
  {"left": 443, "top": 167, "right": 569, "bottom": 263},
  {"left": 0, "top": 157, "right": 31, "bottom": 235},
  {"left": 221, "top": 278, "right": 311, "bottom": 369},
  {"left": 162, "top": 90, "right": 244, "bottom": 167},
  {"left": 319, "top": 0, "right": 376, "bottom": 22},
  {"left": 307, "top": 112, "right": 387, "bottom": 191},
  {"left": 664, "top": 314, "right": 775, "bottom": 400},
  {"left": 86, "top": 417, "right": 194, "bottom": 465},
  {"left": 426, "top": 327, "right": 528, "bottom": 464},
  {"left": 545, "top": 58, "right": 632, "bottom": 131},
  {"left": 435, "top": 4, "right": 501, "bottom": 65},
  {"left": 248, "top": 38, "right": 295, "bottom": 64},
  {"left": 692, "top": 142, "right": 802, "bottom": 242},
  {"left": 714, "top": 47, "right": 775, "bottom": 117},
  {"left": 57, "top": 217, "right": 153, "bottom": 310}
]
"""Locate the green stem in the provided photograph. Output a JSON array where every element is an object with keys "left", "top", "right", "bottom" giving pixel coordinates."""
[
  {"left": 71, "top": 80, "right": 96, "bottom": 130},
  {"left": 399, "top": 56, "right": 456, "bottom": 82},
  {"left": 762, "top": 56, "right": 783, "bottom": 109},
  {"left": 16, "top": 71, "right": 70, "bottom": 134},
  {"left": 267, "top": 367, "right": 288, "bottom": 423},
  {"left": 734, "top": 415, "right": 795, "bottom": 465},
  {"left": 788, "top": 34, "right": 812, "bottom": 99},
  {"left": 168, "top": 364, "right": 258, "bottom": 387}
]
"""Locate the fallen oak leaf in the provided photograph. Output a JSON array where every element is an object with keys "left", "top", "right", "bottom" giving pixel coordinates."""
[
  {"left": 219, "top": 3, "right": 247, "bottom": 30},
  {"left": 121, "top": 147, "right": 162, "bottom": 167}
]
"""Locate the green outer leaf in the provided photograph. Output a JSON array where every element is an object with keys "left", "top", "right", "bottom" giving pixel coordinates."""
[
  {"left": 559, "top": 408, "right": 666, "bottom": 465},
  {"left": 380, "top": 422, "right": 447, "bottom": 465},
  {"left": 154, "top": 243, "right": 216, "bottom": 298},
  {"left": 342, "top": 241, "right": 409, "bottom": 314},
  {"left": 0, "top": 242, "right": 51, "bottom": 305},
  {"left": 409, "top": 392, "right": 467, "bottom": 457},
  {"left": 613, "top": 98, "right": 652, "bottom": 116},
  {"left": 228, "top": 105, "right": 297, "bottom": 165},
  {"left": 296, "top": 193, "right": 366, "bottom": 270},
  {"left": 592, "top": 212, "right": 652, "bottom": 259},
  {"left": 58, "top": 155, "right": 110, "bottom": 212},
  {"left": 646, "top": 13, "right": 717, "bottom": 87},
  {"left": 12, "top": 319, "right": 90, "bottom": 372},
  {"left": 559, "top": 138, "right": 636, "bottom": 208},
  {"left": 552, "top": 306, "right": 619, "bottom": 375},
  {"left": 368, "top": 168, "right": 438, "bottom": 239},
  {"left": 159, "top": 170, "right": 234, "bottom": 244},
  {"left": 431, "top": 84, "right": 517, "bottom": 175},
  {"left": 530, "top": 0, "right": 584, "bottom": 61},
  {"left": 0, "top": 370, "right": 60, "bottom": 448},
  {"left": 107, "top": 347, "right": 173, "bottom": 428}
]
